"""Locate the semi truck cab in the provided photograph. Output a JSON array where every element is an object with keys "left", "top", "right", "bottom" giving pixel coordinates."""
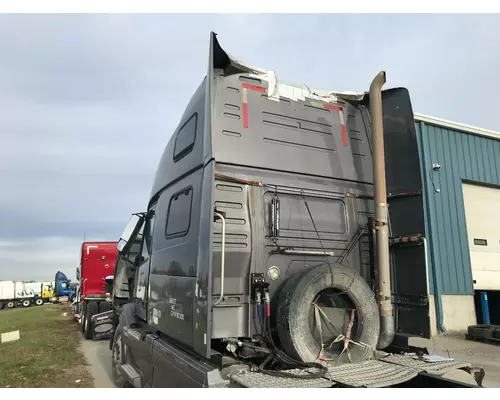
[
  {"left": 108, "top": 32, "right": 485, "bottom": 388},
  {"left": 75, "top": 242, "right": 118, "bottom": 340},
  {"left": 54, "top": 271, "right": 76, "bottom": 302}
]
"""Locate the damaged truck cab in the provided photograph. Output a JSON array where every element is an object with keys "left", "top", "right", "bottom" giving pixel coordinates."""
[{"left": 109, "top": 32, "right": 484, "bottom": 388}]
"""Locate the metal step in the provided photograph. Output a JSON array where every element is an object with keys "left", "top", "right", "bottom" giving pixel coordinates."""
[{"left": 119, "top": 363, "right": 141, "bottom": 388}]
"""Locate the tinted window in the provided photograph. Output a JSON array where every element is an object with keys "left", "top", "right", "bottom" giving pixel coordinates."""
[
  {"left": 166, "top": 187, "right": 193, "bottom": 239},
  {"left": 173, "top": 113, "right": 197, "bottom": 162},
  {"left": 141, "top": 210, "right": 156, "bottom": 260},
  {"left": 127, "top": 223, "right": 144, "bottom": 264}
]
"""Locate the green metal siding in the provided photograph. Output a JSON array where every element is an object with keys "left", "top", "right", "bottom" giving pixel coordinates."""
[{"left": 415, "top": 120, "right": 500, "bottom": 295}]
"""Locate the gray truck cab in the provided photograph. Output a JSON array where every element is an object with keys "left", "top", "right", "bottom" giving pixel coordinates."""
[{"left": 109, "top": 32, "right": 484, "bottom": 388}]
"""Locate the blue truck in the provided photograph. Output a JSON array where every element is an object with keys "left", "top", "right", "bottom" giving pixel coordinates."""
[{"left": 53, "top": 271, "right": 76, "bottom": 302}]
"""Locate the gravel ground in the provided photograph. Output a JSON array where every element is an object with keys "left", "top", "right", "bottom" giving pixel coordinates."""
[{"left": 80, "top": 336, "right": 116, "bottom": 388}]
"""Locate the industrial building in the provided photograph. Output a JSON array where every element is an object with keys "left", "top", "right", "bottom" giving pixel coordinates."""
[{"left": 414, "top": 114, "right": 500, "bottom": 335}]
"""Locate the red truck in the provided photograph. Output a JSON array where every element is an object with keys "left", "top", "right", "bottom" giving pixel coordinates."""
[{"left": 73, "top": 241, "right": 118, "bottom": 340}]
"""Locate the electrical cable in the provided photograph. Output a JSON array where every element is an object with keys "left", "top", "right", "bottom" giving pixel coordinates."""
[{"left": 255, "top": 293, "right": 328, "bottom": 380}]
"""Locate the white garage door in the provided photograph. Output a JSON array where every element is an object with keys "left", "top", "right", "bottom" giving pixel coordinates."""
[{"left": 462, "top": 183, "right": 500, "bottom": 291}]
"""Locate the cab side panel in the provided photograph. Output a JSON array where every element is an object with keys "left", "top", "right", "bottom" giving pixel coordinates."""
[{"left": 148, "top": 168, "right": 203, "bottom": 349}]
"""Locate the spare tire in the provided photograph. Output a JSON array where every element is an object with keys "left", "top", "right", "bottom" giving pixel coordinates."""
[
  {"left": 494, "top": 327, "right": 500, "bottom": 340},
  {"left": 276, "top": 263, "right": 379, "bottom": 364},
  {"left": 468, "top": 325, "right": 495, "bottom": 340}
]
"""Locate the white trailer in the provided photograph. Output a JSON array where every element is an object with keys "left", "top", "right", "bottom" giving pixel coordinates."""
[
  {"left": 0, "top": 280, "right": 41, "bottom": 310},
  {"left": 22, "top": 282, "right": 43, "bottom": 297}
]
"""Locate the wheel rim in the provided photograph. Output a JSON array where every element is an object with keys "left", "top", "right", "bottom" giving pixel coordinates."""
[
  {"left": 36, "top": 299, "right": 43, "bottom": 305},
  {"left": 7, "top": 302, "right": 14, "bottom": 308},
  {"left": 23, "top": 300, "right": 30, "bottom": 307}
]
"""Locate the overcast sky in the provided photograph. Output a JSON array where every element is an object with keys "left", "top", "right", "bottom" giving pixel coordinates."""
[{"left": 0, "top": 13, "right": 499, "bottom": 282}]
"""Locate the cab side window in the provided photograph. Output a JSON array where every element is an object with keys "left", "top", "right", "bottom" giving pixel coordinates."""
[
  {"left": 165, "top": 187, "right": 193, "bottom": 239},
  {"left": 141, "top": 212, "right": 156, "bottom": 261},
  {"left": 126, "top": 224, "right": 144, "bottom": 265},
  {"left": 173, "top": 113, "right": 197, "bottom": 162}
]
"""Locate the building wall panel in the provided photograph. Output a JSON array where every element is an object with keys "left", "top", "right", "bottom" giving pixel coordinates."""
[{"left": 415, "top": 120, "right": 500, "bottom": 295}]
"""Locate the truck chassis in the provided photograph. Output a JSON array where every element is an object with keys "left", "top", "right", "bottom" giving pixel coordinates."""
[
  {"left": 0, "top": 296, "right": 44, "bottom": 310},
  {"left": 73, "top": 295, "right": 113, "bottom": 340},
  {"left": 110, "top": 312, "right": 484, "bottom": 388}
]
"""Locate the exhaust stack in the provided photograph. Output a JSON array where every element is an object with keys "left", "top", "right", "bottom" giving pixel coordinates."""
[{"left": 369, "top": 71, "right": 395, "bottom": 350}]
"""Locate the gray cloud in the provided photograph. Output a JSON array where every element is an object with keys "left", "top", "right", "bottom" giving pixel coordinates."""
[{"left": 1, "top": 14, "right": 499, "bottom": 281}]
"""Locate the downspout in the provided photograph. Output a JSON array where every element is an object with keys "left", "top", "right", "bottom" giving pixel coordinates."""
[
  {"left": 416, "top": 123, "right": 446, "bottom": 333},
  {"left": 426, "top": 237, "right": 447, "bottom": 333},
  {"left": 369, "top": 71, "right": 395, "bottom": 350}
]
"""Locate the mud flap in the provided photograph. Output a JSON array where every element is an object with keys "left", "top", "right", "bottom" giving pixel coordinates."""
[{"left": 91, "top": 311, "right": 114, "bottom": 341}]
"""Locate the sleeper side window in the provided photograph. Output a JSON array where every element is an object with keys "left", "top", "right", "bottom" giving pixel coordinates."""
[
  {"left": 165, "top": 187, "right": 193, "bottom": 239},
  {"left": 173, "top": 113, "right": 197, "bottom": 162}
]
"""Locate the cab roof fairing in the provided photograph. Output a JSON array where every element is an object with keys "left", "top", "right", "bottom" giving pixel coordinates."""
[{"left": 218, "top": 45, "right": 367, "bottom": 105}]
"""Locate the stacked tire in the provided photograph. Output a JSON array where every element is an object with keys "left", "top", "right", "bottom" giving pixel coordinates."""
[
  {"left": 466, "top": 324, "right": 500, "bottom": 341},
  {"left": 495, "top": 326, "right": 500, "bottom": 340}
]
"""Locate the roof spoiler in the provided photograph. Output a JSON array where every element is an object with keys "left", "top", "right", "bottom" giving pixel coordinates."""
[{"left": 210, "top": 32, "right": 230, "bottom": 71}]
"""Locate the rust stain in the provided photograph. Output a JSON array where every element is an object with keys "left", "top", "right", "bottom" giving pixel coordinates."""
[
  {"left": 215, "top": 173, "right": 263, "bottom": 187},
  {"left": 248, "top": 186, "right": 255, "bottom": 218}
]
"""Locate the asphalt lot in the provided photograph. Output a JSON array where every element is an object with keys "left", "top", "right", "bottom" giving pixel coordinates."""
[
  {"left": 411, "top": 334, "right": 500, "bottom": 387},
  {"left": 80, "top": 336, "right": 116, "bottom": 388}
]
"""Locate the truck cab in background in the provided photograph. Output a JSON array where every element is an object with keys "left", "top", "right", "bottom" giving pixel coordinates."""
[
  {"left": 41, "top": 282, "right": 55, "bottom": 302},
  {"left": 73, "top": 241, "right": 118, "bottom": 340},
  {"left": 53, "top": 271, "right": 76, "bottom": 302}
]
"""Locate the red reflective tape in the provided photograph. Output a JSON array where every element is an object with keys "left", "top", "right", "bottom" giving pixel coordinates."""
[
  {"left": 242, "top": 83, "right": 266, "bottom": 93},
  {"left": 243, "top": 102, "right": 249, "bottom": 128},
  {"left": 341, "top": 124, "right": 347, "bottom": 147},
  {"left": 324, "top": 104, "right": 343, "bottom": 112}
]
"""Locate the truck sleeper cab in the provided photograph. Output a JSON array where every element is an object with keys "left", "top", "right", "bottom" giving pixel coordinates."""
[{"left": 109, "top": 32, "right": 484, "bottom": 388}]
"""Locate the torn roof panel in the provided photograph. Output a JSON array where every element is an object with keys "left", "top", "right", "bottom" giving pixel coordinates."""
[{"left": 225, "top": 52, "right": 367, "bottom": 104}]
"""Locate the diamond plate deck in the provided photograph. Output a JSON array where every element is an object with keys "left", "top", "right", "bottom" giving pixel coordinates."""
[
  {"left": 323, "top": 360, "right": 419, "bottom": 387},
  {"left": 230, "top": 369, "right": 335, "bottom": 388},
  {"left": 230, "top": 354, "right": 473, "bottom": 388},
  {"left": 380, "top": 354, "right": 471, "bottom": 375}
]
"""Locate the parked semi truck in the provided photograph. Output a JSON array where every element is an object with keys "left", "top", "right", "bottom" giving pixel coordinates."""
[
  {"left": 108, "top": 32, "right": 486, "bottom": 388},
  {"left": 41, "top": 282, "right": 55, "bottom": 302},
  {"left": 53, "top": 271, "right": 76, "bottom": 302},
  {"left": 0, "top": 281, "right": 43, "bottom": 309},
  {"left": 72, "top": 241, "right": 117, "bottom": 340}
]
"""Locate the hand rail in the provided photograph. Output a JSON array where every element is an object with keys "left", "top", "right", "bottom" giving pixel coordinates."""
[{"left": 213, "top": 212, "right": 226, "bottom": 306}]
